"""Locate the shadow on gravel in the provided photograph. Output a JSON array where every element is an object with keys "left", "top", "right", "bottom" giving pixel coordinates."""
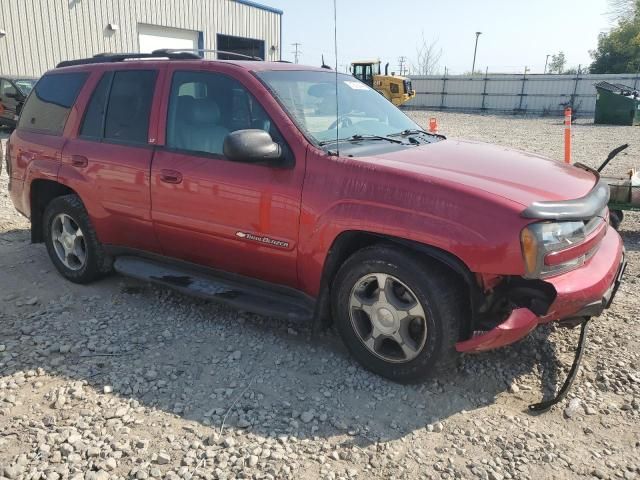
[
  {"left": 0, "top": 228, "right": 30, "bottom": 241},
  {"left": 0, "top": 267, "right": 571, "bottom": 447},
  {"left": 619, "top": 227, "right": 640, "bottom": 253}
]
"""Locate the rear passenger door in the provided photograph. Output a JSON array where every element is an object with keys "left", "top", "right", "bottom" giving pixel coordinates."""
[
  {"left": 59, "top": 68, "right": 163, "bottom": 253},
  {"left": 150, "top": 68, "right": 305, "bottom": 288}
]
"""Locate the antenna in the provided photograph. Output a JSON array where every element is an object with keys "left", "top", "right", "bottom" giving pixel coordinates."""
[{"left": 333, "top": 0, "right": 339, "bottom": 156}]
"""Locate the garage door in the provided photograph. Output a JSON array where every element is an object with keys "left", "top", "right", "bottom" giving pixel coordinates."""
[{"left": 138, "top": 24, "right": 199, "bottom": 54}]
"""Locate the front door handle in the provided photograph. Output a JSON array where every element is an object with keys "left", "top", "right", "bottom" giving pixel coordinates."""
[
  {"left": 71, "top": 155, "right": 88, "bottom": 168},
  {"left": 160, "top": 169, "right": 183, "bottom": 184}
]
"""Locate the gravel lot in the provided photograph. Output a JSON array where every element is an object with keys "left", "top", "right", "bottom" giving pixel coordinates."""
[{"left": 1, "top": 112, "right": 639, "bottom": 480}]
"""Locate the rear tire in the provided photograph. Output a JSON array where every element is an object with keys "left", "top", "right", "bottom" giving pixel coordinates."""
[
  {"left": 43, "top": 194, "right": 112, "bottom": 284},
  {"left": 332, "top": 245, "right": 465, "bottom": 384},
  {"left": 610, "top": 210, "right": 624, "bottom": 230}
]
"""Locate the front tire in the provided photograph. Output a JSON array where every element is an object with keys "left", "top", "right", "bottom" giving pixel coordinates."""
[
  {"left": 332, "top": 246, "right": 465, "bottom": 384},
  {"left": 43, "top": 194, "right": 111, "bottom": 284}
]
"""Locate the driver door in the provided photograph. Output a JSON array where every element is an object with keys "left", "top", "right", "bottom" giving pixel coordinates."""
[{"left": 150, "top": 67, "right": 305, "bottom": 288}]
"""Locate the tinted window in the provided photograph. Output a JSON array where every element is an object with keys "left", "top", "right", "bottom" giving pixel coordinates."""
[
  {"left": 17, "top": 72, "right": 88, "bottom": 135},
  {"left": 79, "top": 73, "right": 111, "bottom": 138},
  {"left": 0, "top": 79, "right": 17, "bottom": 97},
  {"left": 104, "top": 70, "right": 156, "bottom": 144},
  {"left": 166, "top": 71, "right": 278, "bottom": 156},
  {"left": 15, "top": 79, "right": 36, "bottom": 95},
  {"left": 216, "top": 34, "right": 265, "bottom": 60}
]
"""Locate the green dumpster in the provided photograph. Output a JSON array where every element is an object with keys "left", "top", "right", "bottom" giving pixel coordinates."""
[{"left": 594, "top": 81, "right": 640, "bottom": 126}]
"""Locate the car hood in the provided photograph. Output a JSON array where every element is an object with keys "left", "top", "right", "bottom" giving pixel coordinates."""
[{"left": 369, "top": 138, "right": 597, "bottom": 207}]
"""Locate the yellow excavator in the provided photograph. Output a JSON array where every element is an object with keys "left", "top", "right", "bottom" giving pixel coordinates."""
[{"left": 350, "top": 59, "right": 415, "bottom": 106}]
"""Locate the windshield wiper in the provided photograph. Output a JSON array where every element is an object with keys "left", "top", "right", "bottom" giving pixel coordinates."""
[
  {"left": 319, "top": 134, "right": 404, "bottom": 146},
  {"left": 387, "top": 129, "right": 433, "bottom": 137}
]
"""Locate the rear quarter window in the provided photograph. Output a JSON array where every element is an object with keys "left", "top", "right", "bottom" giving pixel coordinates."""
[{"left": 17, "top": 72, "right": 88, "bottom": 135}]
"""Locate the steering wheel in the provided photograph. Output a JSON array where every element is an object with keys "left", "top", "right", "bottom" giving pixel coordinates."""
[{"left": 328, "top": 115, "right": 353, "bottom": 130}]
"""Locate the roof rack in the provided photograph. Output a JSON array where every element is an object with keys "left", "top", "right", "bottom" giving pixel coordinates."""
[
  {"left": 56, "top": 49, "right": 263, "bottom": 68},
  {"left": 153, "top": 48, "right": 263, "bottom": 61},
  {"left": 56, "top": 51, "right": 200, "bottom": 68}
]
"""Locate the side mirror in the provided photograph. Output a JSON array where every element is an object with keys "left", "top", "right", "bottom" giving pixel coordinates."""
[{"left": 223, "top": 129, "right": 283, "bottom": 164}]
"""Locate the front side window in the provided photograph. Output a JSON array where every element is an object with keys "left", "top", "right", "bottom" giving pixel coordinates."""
[
  {"left": 18, "top": 72, "right": 88, "bottom": 135},
  {"left": 166, "top": 70, "right": 279, "bottom": 156},
  {"left": 257, "top": 70, "right": 420, "bottom": 145}
]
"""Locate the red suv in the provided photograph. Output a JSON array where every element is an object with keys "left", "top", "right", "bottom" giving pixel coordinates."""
[{"left": 4, "top": 52, "right": 625, "bottom": 383}]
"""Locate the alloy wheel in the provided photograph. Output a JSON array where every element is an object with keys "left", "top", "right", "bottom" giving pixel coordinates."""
[
  {"left": 51, "top": 213, "right": 87, "bottom": 271},
  {"left": 348, "top": 272, "right": 428, "bottom": 363}
]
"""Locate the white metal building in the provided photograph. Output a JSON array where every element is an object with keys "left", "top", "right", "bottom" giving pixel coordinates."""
[{"left": 0, "top": 0, "right": 283, "bottom": 77}]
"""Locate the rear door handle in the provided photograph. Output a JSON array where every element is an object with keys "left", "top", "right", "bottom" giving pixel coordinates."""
[
  {"left": 71, "top": 155, "right": 88, "bottom": 168},
  {"left": 160, "top": 169, "right": 183, "bottom": 184}
]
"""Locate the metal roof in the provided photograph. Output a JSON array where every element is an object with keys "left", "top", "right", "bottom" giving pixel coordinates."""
[
  {"left": 233, "top": 0, "right": 283, "bottom": 15},
  {"left": 351, "top": 59, "right": 381, "bottom": 65}
]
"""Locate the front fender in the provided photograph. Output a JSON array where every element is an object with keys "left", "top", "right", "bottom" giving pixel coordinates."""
[{"left": 298, "top": 153, "right": 531, "bottom": 296}]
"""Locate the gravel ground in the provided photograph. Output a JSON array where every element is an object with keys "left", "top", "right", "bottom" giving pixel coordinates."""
[{"left": 0, "top": 113, "right": 639, "bottom": 480}]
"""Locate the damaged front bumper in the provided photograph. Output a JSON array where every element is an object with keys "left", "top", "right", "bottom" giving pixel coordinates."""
[{"left": 456, "top": 225, "right": 625, "bottom": 354}]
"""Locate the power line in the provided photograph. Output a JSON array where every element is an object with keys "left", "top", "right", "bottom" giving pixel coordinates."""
[
  {"left": 291, "top": 43, "right": 302, "bottom": 64},
  {"left": 398, "top": 56, "right": 407, "bottom": 76}
]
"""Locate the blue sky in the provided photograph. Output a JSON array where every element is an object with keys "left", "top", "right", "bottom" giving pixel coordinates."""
[{"left": 265, "top": 0, "right": 612, "bottom": 74}]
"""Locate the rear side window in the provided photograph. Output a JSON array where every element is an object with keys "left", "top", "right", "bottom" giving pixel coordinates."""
[
  {"left": 79, "top": 70, "right": 157, "bottom": 144},
  {"left": 79, "top": 73, "right": 111, "bottom": 139},
  {"left": 104, "top": 70, "right": 156, "bottom": 144},
  {"left": 17, "top": 72, "right": 88, "bottom": 135}
]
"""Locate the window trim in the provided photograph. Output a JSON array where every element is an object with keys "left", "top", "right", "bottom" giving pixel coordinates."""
[
  {"left": 164, "top": 69, "right": 295, "bottom": 168},
  {"left": 77, "top": 69, "right": 158, "bottom": 147}
]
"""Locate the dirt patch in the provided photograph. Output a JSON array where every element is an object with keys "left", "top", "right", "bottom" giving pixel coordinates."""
[{"left": 1, "top": 116, "right": 638, "bottom": 480}]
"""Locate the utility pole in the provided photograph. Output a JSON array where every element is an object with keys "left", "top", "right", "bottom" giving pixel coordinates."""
[
  {"left": 291, "top": 43, "right": 302, "bottom": 64},
  {"left": 471, "top": 31, "right": 482, "bottom": 74},
  {"left": 398, "top": 56, "right": 407, "bottom": 76},
  {"left": 544, "top": 54, "right": 550, "bottom": 74}
]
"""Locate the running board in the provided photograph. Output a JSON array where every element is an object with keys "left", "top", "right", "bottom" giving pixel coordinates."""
[{"left": 113, "top": 256, "right": 314, "bottom": 322}]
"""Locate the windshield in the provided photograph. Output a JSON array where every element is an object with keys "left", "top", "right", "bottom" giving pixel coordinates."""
[
  {"left": 15, "top": 79, "right": 36, "bottom": 95},
  {"left": 257, "top": 70, "right": 420, "bottom": 145}
]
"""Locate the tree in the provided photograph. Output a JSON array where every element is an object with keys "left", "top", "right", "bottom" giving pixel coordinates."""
[
  {"left": 548, "top": 52, "right": 567, "bottom": 74},
  {"left": 590, "top": 2, "right": 640, "bottom": 73},
  {"left": 411, "top": 32, "right": 442, "bottom": 75},
  {"left": 607, "top": 0, "right": 639, "bottom": 21}
]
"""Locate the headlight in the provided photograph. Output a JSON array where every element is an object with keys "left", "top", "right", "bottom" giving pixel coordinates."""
[{"left": 520, "top": 221, "right": 586, "bottom": 278}]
